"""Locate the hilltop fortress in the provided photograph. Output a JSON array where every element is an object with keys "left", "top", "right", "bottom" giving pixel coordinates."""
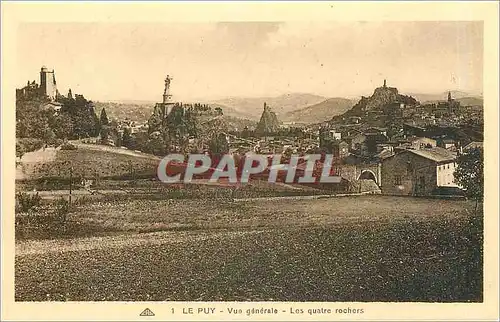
[{"left": 16, "top": 66, "right": 59, "bottom": 101}]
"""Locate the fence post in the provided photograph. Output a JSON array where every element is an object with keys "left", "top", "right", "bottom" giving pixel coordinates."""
[{"left": 94, "top": 169, "right": 99, "bottom": 191}]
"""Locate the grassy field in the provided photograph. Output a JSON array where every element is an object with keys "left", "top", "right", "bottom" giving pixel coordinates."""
[
  {"left": 16, "top": 143, "right": 159, "bottom": 181},
  {"left": 15, "top": 196, "right": 482, "bottom": 302},
  {"left": 63, "top": 195, "right": 475, "bottom": 235}
]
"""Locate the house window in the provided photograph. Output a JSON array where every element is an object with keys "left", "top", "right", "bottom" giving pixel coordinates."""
[
  {"left": 394, "top": 175, "right": 402, "bottom": 185},
  {"left": 406, "top": 161, "right": 413, "bottom": 174}
]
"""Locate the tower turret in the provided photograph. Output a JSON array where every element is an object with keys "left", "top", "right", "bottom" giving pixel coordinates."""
[{"left": 40, "top": 66, "right": 57, "bottom": 101}]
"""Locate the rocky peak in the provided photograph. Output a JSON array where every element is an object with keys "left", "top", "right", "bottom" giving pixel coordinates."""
[
  {"left": 365, "top": 82, "right": 399, "bottom": 110},
  {"left": 256, "top": 102, "right": 280, "bottom": 134}
]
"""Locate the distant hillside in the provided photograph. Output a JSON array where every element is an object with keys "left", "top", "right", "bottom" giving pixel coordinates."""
[
  {"left": 422, "top": 97, "right": 484, "bottom": 107},
  {"left": 96, "top": 100, "right": 256, "bottom": 134},
  {"left": 282, "top": 98, "right": 356, "bottom": 123},
  {"left": 94, "top": 101, "right": 155, "bottom": 123},
  {"left": 212, "top": 93, "right": 327, "bottom": 120},
  {"left": 221, "top": 115, "right": 257, "bottom": 132},
  {"left": 456, "top": 97, "right": 483, "bottom": 107},
  {"left": 408, "top": 91, "right": 482, "bottom": 104},
  {"left": 95, "top": 101, "right": 258, "bottom": 126},
  {"left": 208, "top": 103, "right": 256, "bottom": 120},
  {"left": 100, "top": 93, "right": 329, "bottom": 123}
]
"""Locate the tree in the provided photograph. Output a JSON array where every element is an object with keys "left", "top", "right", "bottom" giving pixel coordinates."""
[
  {"left": 122, "top": 127, "right": 133, "bottom": 149},
  {"left": 49, "top": 112, "right": 73, "bottom": 139},
  {"left": 454, "top": 147, "right": 483, "bottom": 211},
  {"left": 208, "top": 133, "right": 229, "bottom": 156},
  {"left": 99, "top": 108, "right": 110, "bottom": 142},
  {"left": 146, "top": 135, "right": 167, "bottom": 156},
  {"left": 100, "top": 126, "right": 109, "bottom": 143},
  {"left": 16, "top": 142, "right": 25, "bottom": 159},
  {"left": 100, "top": 108, "right": 109, "bottom": 126}
]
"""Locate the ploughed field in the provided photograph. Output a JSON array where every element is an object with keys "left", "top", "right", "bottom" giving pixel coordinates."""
[{"left": 15, "top": 196, "right": 482, "bottom": 302}]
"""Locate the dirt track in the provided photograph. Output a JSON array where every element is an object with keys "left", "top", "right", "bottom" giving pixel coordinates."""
[{"left": 15, "top": 229, "right": 267, "bottom": 257}]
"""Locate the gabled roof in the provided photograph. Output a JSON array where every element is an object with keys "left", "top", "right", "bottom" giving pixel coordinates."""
[
  {"left": 406, "top": 147, "right": 456, "bottom": 162},
  {"left": 383, "top": 147, "right": 456, "bottom": 163},
  {"left": 407, "top": 136, "right": 436, "bottom": 143},
  {"left": 464, "top": 141, "right": 483, "bottom": 150},
  {"left": 375, "top": 149, "right": 395, "bottom": 160},
  {"left": 366, "top": 127, "right": 387, "bottom": 132}
]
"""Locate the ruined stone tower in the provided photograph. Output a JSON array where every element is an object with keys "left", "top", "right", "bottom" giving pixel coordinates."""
[{"left": 40, "top": 66, "right": 57, "bottom": 101}]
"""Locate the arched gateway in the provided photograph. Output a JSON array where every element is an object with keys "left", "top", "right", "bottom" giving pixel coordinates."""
[{"left": 358, "top": 169, "right": 378, "bottom": 184}]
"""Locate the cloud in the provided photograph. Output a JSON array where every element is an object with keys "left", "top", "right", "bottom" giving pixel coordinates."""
[{"left": 215, "top": 22, "right": 282, "bottom": 49}]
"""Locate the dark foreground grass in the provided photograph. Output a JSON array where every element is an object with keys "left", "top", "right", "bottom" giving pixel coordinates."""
[
  {"left": 15, "top": 213, "right": 482, "bottom": 302},
  {"left": 16, "top": 195, "right": 477, "bottom": 240}
]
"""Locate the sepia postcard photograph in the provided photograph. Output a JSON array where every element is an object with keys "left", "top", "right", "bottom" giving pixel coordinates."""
[{"left": 1, "top": 1, "right": 499, "bottom": 321}]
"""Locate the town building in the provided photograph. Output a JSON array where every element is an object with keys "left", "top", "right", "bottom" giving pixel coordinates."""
[
  {"left": 328, "top": 129, "right": 342, "bottom": 140},
  {"left": 395, "top": 136, "right": 437, "bottom": 150},
  {"left": 381, "top": 147, "right": 458, "bottom": 196},
  {"left": 344, "top": 132, "right": 366, "bottom": 151},
  {"left": 462, "top": 141, "right": 483, "bottom": 152},
  {"left": 331, "top": 140, "right": 350, "bottom": 158},
  {"left": 437, "top": 138, "right": 456, "bottom": 150}
]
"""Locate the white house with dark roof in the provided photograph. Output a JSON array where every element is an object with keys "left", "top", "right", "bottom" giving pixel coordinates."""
[
  {"left": 463, "top": 141, "right": 483, "bottom": 152},
  {"left": 380, "top": 147, "right": 458, "bottom": 196}
]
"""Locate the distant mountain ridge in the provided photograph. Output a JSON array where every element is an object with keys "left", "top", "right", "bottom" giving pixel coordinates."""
[
  {"left": 99, "top": 89, "right": 483, "bottom": 127},
  {"left": 211, "top": 93, "right": 327, "bottom": 120},
  {"left": 282, "top": 98, "right": 356, "bottom": 123},
  {"left": 408, "top": 91, "right": 483, "bottom": 104}
]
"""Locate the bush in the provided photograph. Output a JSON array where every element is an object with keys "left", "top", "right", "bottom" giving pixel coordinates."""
[
  {"left": 16, "top": 138, "right": 45, "bottom": 158},
  {"left": 55, "top": 197, "right": 70, "bottom": 217},
  {"left": 60, "top": 143, "right": 78, "bottom": 150},
  {"left": 16, "top": 192, "right": 42, "bottom": 213},
  {"left": 53, "top": 139, "right": 64, "bottom": 148}
]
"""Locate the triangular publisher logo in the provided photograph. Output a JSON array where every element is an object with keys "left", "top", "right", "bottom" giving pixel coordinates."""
[{"left": 140, "top": 308, "right": 155, "bottom": 317}]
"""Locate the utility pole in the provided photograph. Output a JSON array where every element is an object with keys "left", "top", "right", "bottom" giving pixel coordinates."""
[
  {"left": 129, "top": 160, "right": 133, "bottom": 180},
  {"left": 69, "top": 165, "right": 73, "bottom": 206},
  {"left": 94, "top": 169, "right": 99, "bottom": 192}
]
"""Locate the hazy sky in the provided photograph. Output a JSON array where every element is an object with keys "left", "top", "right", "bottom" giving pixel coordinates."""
[{"left": 17, "top": 21, "right": 483, "bottom": 102}]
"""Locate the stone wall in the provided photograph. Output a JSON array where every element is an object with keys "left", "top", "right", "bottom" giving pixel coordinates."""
[
  {"left": 381, "top": 152, "right": 437, "bottom": 196},
  {"left": 337, "top": 163, "right": 381, "bottom": 185}
]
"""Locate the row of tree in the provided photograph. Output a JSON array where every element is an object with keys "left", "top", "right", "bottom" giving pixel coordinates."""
[{"left": 16, "top": 89, "right": 114, "bottom": 155}]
